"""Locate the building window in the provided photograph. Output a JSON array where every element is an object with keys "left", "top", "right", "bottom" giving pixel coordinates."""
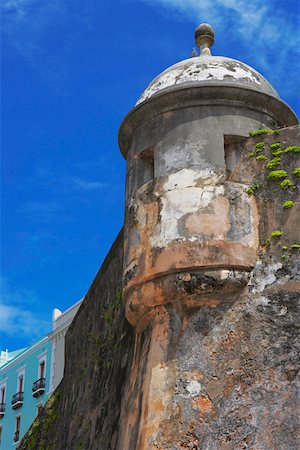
[
  {"left": 39, "top": 360, "right": 45, "bottom": 379},
  {"left": 14, "top": 416, "right": 21, "bottom": 442},
  {"left": 18, "top": 375, "right": 24, "bottom": 393},
  {"left": 32, "top": 354, "right": 47, "bottom": 397},
  {"left": 12, "top": 367, "right": 25, "bottom": 409},
  {"left": 0, "top": 386, "right": 5, "bottom": 416},
  {"left": 37, "top": 351, "right": 47, "bottom": 381},
  {"left": 0, "top": 387, "right": 5, "bottom": 403}
]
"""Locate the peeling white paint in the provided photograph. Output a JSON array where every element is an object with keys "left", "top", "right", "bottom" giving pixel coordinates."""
[
  {"left": 255, "top": 296, "right": 269, "bottom": 306},
  {"left": 163, "top": 168, "right": 198, "bottom": 191},
  {"left": 186, "top": 380, "right": 201, "bottom": 396},
  {"left": 249, "top": 262, "right": 283, "bottom": 294},
  {"left": 137, "top": 56, "right": 278, "bottom": 105},
  {"left": 163, "top": 167, "right": 215, "bottom": 192},
  {"left": 152, "top": 185, "right": 225, "bottom": 246}
]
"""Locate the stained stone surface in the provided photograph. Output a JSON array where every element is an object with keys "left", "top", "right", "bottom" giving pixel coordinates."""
[
  {"left": 20, "top": 230, "right": 135, "bottom": 450},
  {"left": 19, "top": 128, "right": 299, "bottom": 449}
]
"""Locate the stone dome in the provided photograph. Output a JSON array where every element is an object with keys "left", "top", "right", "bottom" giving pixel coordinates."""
[
  {"left": 136, "top": 55, "right": 279, "bottom": 105},
  {"left": 119, "top": 23, "right": 298, "bottom": 158}
]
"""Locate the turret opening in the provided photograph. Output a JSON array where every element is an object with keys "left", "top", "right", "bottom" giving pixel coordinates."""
[
  {"left": 224, "top": 135, "right": 247, "bottom": 178},
  {"left": 135, "top": 147, "right": 154, "bottom": 190}
]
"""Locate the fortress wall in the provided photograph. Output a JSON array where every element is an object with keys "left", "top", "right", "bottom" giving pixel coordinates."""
[
  {"left": 19, "top": 229, "right": 135, "bottom": 450},
  {"left": 20, "top": 126, "right": 299, "bottom": 450},
  {"left": 119, "top": 125, "right": 300, "bottom": 450}
]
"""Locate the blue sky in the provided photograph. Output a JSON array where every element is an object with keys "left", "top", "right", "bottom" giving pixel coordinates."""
[{"left": 1, "top": 0, "right": 299, "bottom": 351}]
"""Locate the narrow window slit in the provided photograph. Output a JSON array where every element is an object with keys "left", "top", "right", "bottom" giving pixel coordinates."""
[
  {"left": 224, "top": 135, "right": 246, "bottom": 178},
  {"left": 134, "top": 146, "right": 154, "bottom": 190}
]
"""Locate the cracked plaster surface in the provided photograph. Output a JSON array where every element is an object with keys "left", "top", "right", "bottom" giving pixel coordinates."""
[{"left": 137, "top": 56, "right": 279, "bottom": 104}]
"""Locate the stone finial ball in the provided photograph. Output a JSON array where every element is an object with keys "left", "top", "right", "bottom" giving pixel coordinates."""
[{"left": 194, "top": 23, "right": 214, "bottom": 49}]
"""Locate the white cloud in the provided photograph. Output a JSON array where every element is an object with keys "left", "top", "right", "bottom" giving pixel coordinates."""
[
  {"left": 21, "top": 201, "right": 62, "bottom": 215},
  {"left": 0, "top": 277, "right": 49, "bottom": 341},
  {"left": 144, "top": 0, "right": 297, "bottom": 46},
  {"left": 2, "top": 0, "right": 299, "bottom": 102},
  {"left": 33, "top": 166, "right": 108, "bottom": 193},
  {"left": 69, "top": 177, "right": 107, "bottom": 192},
  {"left": 1, "top": 0, "right": 69, "bottom": 84},
  {"left": 143, "top": 0, "right": 300, "bottom": 98},
  {"left": 0, "top": 303, "right": 48, "bottom": 338}
]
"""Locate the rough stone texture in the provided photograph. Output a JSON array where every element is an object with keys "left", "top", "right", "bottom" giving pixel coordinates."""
[
  {"left": 122, "top": 99, "right": 272, "bottom": 330},
  {"left": 19, "top": 129, "right": 299, "bottom": 448},
  {"left": 19, "top": 229, "right": 135, "bottom": 450},
  {"left": 119, "top": 87, "right": 298, "bottom": 157},
  {"left": 141, "top": 287, "right": 299, "bottom": 450},
  {"left": 119, "top": 125, "right": 300, "bottom": 450}
]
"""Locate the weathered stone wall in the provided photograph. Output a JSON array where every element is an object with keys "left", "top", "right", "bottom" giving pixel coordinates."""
[
  {"left": 19, "top": 229, "right": 135, "bottom": 450},
  {"left": 118, "top": 125, "right": 300, "bottom": 450},
  {"left": 20, "top": 126, "right": 299, "bottom": 450}
]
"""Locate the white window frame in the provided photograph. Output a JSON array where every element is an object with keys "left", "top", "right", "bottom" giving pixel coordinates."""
[
  {"left": 16, "top": 366, "right": 26, "bottom": 393},
  {"left": 0, "top": 379, "right": 7, "bottom": 403},
  {"left": 14, "top": 415, "right": 21, "bottom": 443},
  {"left": 37, "top": 350, "right": 48, "bottom": 380}
]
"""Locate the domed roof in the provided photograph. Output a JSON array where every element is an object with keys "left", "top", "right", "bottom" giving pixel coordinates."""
[
  {"left": 136, "top": 24, "right": 279, "bottom": 105},
  {"left": 136, "top": 56, "right": 279, "bottom": 105}
]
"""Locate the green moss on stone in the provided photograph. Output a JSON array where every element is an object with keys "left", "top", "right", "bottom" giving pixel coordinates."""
[
  {"left": 283, "top": 201, "right": 294, "bottom": 209},
  {"left": 249, "top": 128, "right": 274, "bottom": 137},
  {"left": 279, "top": 179, "right": 293, "bottom": 189},
  {"left": 91, "top": 288, "right": 123, "bottom": 371},
  {"left": 255, "top": 142, "right": 265, "bottom": 150},
  {"left": 292, "top": 167, "right": 300, "bottom": 177},
  {"left": 272, "top": 149, "right": 283, "bottom": 156},
  {"left": 246, "top": 181, "right": 260, "bottom": 196},
  {"left": 271, "top": 230, "right": 282, "bottom": 238},
  {"left": 284, "top": 146, "right": 300, "bottom": 154},
  {"left": 291, "top": 244, "right": 300, "bottom": 250},
  {"left": 267, "top": 170, "right": 288, "bottom": 181},
  {"left": 256, "top": 155, "right": 268, "bottom": 161},
  {"left": 266, "top": 157, "right": 281, "bottom": 170},
  {"left": 270, "top": 143, "right": 282, "bottom": 151}
]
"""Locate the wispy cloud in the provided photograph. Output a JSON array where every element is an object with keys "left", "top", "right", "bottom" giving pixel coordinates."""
[
  {"left": 0, "top": 277, "right": 49, "bottom": 342},
  {"left": 36, "top": 170, "right": 108, "bottom": 194},
  {"left": 0, "top": 303, "right": 48, "bottom": 339},
  {"left": 18, "top": 200, "right": 66, "bottom": 227},
  {"left": 1, "top": 0, "right": 69, "bottom": 85},
  {"left": 67, "top": 177, "right": 107, "bottom": 192},
  {"left": 21, "top": 201, "right": 62, "bottom": 216},
  {"left": 144, "top": 0, "right": 298, "bottom": 47},
  {"left": 143, "top": 0, "right": 300, "bottom": 98},
  {"left": 15, "top": 173, "right": 109, "bottom": 230},
  {"left": 2, "top": 0, "right": 299, "bottom": 100}
]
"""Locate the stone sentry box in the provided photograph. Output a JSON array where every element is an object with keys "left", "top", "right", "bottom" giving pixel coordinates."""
[
  {"left": 17, "top": 24, "right": 299, "bottom": 450},
  {"left": 119, "top": 24, "right": 297, "bottom": 331}
]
